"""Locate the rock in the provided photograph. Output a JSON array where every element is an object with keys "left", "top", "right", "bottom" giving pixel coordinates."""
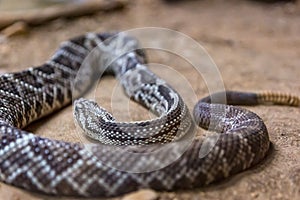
[
  {"left": 1, "top": 21, "right": 28, "bottom": 37},
  {"left": 122, "top": 189, "right": 158, "bottom": 200}
]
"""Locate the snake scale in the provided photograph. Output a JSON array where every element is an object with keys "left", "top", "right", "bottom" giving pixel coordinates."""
[{"left": 0, "top": 32, "right": 299, "bottom": 197}]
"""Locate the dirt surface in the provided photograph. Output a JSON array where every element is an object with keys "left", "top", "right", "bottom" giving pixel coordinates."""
[{"left": 0, "top": 0, "right": 299, "bottom": 199}]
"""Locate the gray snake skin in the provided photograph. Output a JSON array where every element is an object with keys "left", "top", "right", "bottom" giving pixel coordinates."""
[
  {"left": 73, "top": 33, "right": 193, "bottom": 146},
  {"left": 0, "top": 32, "right": 299, "bottom": 197}
]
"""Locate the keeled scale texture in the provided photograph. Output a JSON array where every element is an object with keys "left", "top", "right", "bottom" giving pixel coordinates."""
[{"left": 0, "top": 33, "right": 271, "bottom": 197}]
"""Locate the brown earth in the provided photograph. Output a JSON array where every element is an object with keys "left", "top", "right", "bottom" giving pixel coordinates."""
[{"left": 0, "top": 0, "right": 299, "bottom": 199}]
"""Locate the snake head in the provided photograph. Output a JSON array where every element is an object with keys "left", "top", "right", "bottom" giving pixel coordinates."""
[{"left": 73, "top": 98, "right": 114, "bottom": 126}]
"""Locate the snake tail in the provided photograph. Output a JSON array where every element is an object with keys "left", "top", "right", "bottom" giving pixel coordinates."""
[{"left": 199, "top": 91, "right": 299, "bottom": 107}]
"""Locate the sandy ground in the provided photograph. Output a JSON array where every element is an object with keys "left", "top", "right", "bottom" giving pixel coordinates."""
[{"left": 0, "top": 0, "right": 299, "bottom": 199}]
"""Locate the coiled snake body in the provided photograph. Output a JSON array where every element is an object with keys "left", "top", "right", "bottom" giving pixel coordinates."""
[{"left": 0, "top": 33, "right": 299, "bottom": 197}]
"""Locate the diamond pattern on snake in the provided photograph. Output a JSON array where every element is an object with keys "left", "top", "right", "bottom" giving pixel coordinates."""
[{"left": 0, "top": 32, "right": 299, "bottom": 197}]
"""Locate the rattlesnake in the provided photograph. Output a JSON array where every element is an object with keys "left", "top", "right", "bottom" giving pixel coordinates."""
[{"left": 0, "top": 32, "right": 299, "bottom": 197}]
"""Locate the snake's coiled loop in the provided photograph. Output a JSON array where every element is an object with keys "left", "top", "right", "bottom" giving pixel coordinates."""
[{"left": 0, "top": 32, "right": 298, "bottom": 197}]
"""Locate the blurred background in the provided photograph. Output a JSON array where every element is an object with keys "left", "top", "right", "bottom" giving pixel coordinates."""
[
  {"left": 0, "top": 0, "right": 77, "bottom": 11},
  {"left": 0, "top": 0, "right": 299, "bottom": 200}
]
